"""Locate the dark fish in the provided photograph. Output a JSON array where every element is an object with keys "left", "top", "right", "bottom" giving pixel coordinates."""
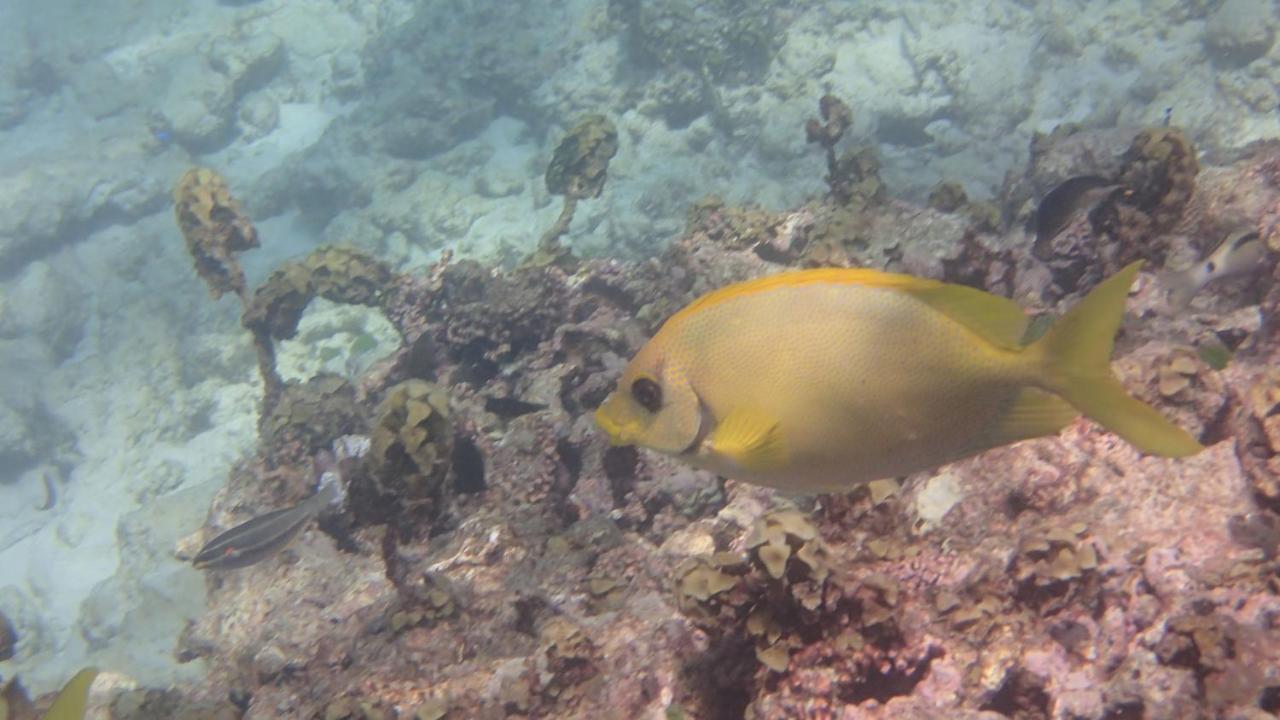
[
  {"left": 1033, "top": 175, "right": 1119, "bottom": 248},
  {"left": 0, "top": 609, "right": 16, "bottom": 661},
  {"left": 1161, "top": 230, "right": 1266, "bottom": 308},
  {"left": 193, "top": 480, "right": 338, "bottom": 571}
]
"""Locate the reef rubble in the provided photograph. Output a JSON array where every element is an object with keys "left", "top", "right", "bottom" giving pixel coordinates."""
[{"left": 112, "top": 122, "right": 1280, "bottom": 720}]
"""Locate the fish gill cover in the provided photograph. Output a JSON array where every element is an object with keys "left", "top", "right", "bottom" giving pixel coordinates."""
[{"left": 0, "top": 0, "right": 1279, "bottom": 718}]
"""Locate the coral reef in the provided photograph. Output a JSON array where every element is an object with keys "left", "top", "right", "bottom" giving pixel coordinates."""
[
  {"left": 804, "top": 95, "right": 884, "bottom": 211},
  {"left": 243, "top": 247, "right": 394, "bottom": 342},
  {"left": 172, "top": 170, "right": 399, "bottom": 416},
  {"left": 116, "top": 100, "right": 1280, "bottom": 720},
  {"left": 165, "top": 130, "right": 1280, "bottom": 717}
]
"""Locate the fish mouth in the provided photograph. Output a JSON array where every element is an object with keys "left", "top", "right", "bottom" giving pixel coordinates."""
[{"left": 594, "top": 404, "right": 634, "bottom": 446}]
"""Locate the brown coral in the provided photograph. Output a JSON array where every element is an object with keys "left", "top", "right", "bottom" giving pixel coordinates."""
[
  {"left": 358, "top": 379, "right": 453, "bottom": 528},
  {"left": 173, "top": 167, "right": 260, "bottom": 301},
  {"left": 243, "top": 246, "right": 393, "bottom": 340},
  {"left": 532, "top": 114, "right": 619, "bottom": 267}
]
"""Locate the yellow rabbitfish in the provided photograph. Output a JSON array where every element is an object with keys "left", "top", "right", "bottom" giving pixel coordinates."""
[{"left": 595, "top": 262, "right": 1202, "bottom": 493}]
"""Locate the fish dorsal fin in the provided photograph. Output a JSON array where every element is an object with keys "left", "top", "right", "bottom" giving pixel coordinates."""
[
  {"left": 707, "top": 406, "right": 787, "bottom": 473},
  {"left": 671, "top": 268, "right": 1029, "bottom": 349},
  {"left": 901, "top": 280, "right": 1030, "bottom": 349},
  {"left": 42, "top": 668, "right": 98, "bottom": 720}
]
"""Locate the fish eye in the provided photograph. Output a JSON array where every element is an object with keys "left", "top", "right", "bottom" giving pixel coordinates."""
[{"left": 630, "top": 377, "right": 663, "bottom": 413}]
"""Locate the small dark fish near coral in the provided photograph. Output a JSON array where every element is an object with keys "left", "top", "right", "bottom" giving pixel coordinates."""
[
  {"left": 1161, "top": 229, "right": 1267, "bottom": 309},
  {"left": 193, "top": 437, "right": 366, "bottom": 570},
  {"left": 0, "top": 609, "right": 16, "bottom": 661},
  {"left": 1032, "top": 175, "right": 1120, "bottom": 250}
]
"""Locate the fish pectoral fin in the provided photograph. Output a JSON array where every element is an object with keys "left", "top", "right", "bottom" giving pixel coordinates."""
[
  {"left": 973, "top": 387, "right": 1080, "bottom": 452},
  {"left": 707, "top": 407, "right": 786, "bottom": 472}
]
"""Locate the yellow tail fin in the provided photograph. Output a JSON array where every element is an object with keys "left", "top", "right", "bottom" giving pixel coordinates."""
[{"left": 1031, "top": 261, "right": 1203, "bottom": 457}]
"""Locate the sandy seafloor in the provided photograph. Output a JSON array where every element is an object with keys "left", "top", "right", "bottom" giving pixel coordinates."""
[{"left": 0, "top": 0, "right": 1277, "bottom": 698}]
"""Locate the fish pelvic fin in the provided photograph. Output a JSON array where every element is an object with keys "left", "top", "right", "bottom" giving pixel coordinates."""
[
  {"left": 707, "top": 407, "right": 787, "bottom": 473},
  {"left": 1030, "top": 261, "right": 1203, "bottom": 457}
]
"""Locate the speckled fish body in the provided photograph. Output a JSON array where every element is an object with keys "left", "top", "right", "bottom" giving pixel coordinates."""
[{"left": 595, "top": 264, "right": 1201, "bottom": 493}]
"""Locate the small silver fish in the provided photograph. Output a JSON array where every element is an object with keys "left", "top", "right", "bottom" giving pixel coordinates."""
[
  {"left": 193, "top": 472, "right": 341, "bottom": 571},
  {"left": 1162, "top": 230, "right": 1267, "bottom": 309}
]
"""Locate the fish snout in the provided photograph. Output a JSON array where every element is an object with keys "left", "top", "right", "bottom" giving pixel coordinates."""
[{"left": 594, "top": 405, "right": 635, "bottom": 446}]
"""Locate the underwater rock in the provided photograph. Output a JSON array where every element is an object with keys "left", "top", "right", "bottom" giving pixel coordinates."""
[
  {"left": 637, "top": 68, "right": 710, "bottom": 129},
  {"left": 157, "top": 61, "right": 237, "bottom": 153},
  {"left": 928, "top": 181, "right": 968, "bottom": 214},
  {"left": 0, "top": 260, "right": 88, "bottom": 359},
  {"left": 157, "top": 33, "right": 282, "bottom": 152},
  {"left": 1204, "top": 0, "right": 1276, "bottom": 66},
  {"left": 427, "top": 262, "right": 568, "bottom": 381},
  {"left": 609, "top": 0, "right": 779, "bottom": 83},
  {"left": 237, "top": 91, "right": 280, "bottom": 141},
  {"left": 1105, "top": 126, "right": 1200, "bottom": 261},
  {"left": 0, "top": 137, "right": 171, "bottom": 273},
  {"left": 261, "top": 374, "right": 364, "bottom": 463},
  {"left": 1022, "top": 126, "right": 1201, "bottom": 295}
]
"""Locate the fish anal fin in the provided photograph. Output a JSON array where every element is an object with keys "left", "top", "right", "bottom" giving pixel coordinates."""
[
  {"left": 708, "top": 407, "right": 787, "bottom": 473},
  {"left": 975, "top": 387, "right": 1079, "bottom": 452}
]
